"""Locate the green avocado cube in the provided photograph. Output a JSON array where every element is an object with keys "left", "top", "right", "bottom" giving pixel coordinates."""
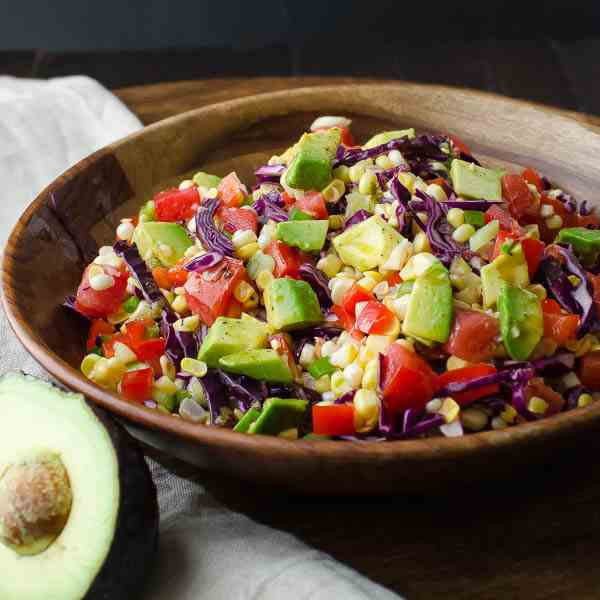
[
  {"left": 133, "top": 222, "right": 193, "bottom": 267},
  {"left": 248, "top": 398, "right": 308, "bottom": 435},
  {"left": 264, "top": 277, "right": 322, "bottom": 331},
  {"left": 450, "top": 159, "right": 502, "bottom": 201},
  {"left": 345, "top": 191, "right": 374, "bottom": 218},
  {"left": 290, "top": 208, "right": 313, "bottom": 221},
  {"left": 480, "top": 243, "right": 530, "bottom": 308},
  {"left": 557, "top": 227, "right": 600, "bottom": 255},
  {"left": 218, "top": 349, "right": 294, "bottom": 383},
  {"left": 276, "top": 220, "right": 329, "bottom": 252},
  {"left": 198, "top": 314, "right": 270, "bottom": 367},
  {"left": 192, "top": 171, "right": 222, "bottom": 189},
  {"left": 285, "top": 128, "right": 341, "bottom": 191},
  {"left": 498, "top": 283, "right": 543, "bottom": 361},
  {"left": 402, "top": 262, "right": 453, "bottom": 343},
  {"left": 233, "top": 407, "right": 261, "bottom": 433},
  {"left": 363, "top": 128, "right": 415, "bottom": 149}
]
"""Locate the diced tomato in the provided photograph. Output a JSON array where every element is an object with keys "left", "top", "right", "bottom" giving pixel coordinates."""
[
  {"left": 154, "top": 187, "right": 200, "bottom": 222},
  {"left": 86, "top": 319, "right": 114, "bottom": 351},
  {"left": 349, "top": 327, "right": 365, "bottom": 342},
  {"left": 152, "top": 266, "right": 172, "bottom": 289},
  {"left": 102, "top": 334, "right": 130, "bottom": 358},
  {"left": 436, "top": 364, "right": 499, "bottom": 406},
  {"left": 526, "top": 378, "right": 565, "bottom": 415},
  {"left": 491, "top": 230, "right": 519, "bottom": 261},
  {"left": 312, "top": 404, "right": 355, "bottom": 436},
  {"left": 485, "top": 205, "right": 523, "bottom": 235},
  {"left": 75, "top": 264, "right": 129, "bottom": 318},
  {"left": 537, "top": 195, "right": 573, "bottom": 242},
  {"left": 134, "top": 338, "right": 166, "bottom": 361},
  {"left": 264, "top": 240, "right": 305, "bottom": 279},
  {"left": 340, "top": 283, "right": 375, "bottom": 316},
  {"left": 294, "top": 192, "right": 328, "bottom": 220},
  {"left": 502, "top": 174, "right": 539, "bottom": 219},
  {"left": 444, "top": 309, "right": 500, "bottom": 363},
  {"left": 380, "top": 344, "right": 437, "bottom": 414},
  {"left": 123, "top": 320, "right": 148, "bottom": 347},
  {"left": 331, "top": 304, "right": 355, "bottom": 331},
  {"left": 543, "top": 312, "right": 579, "bottom": 345},
  {"left": 121, "top": 368, "right": 154, "bottom": 404},
  {"left": 225, "top": 298, "right": 243, "bottom": 318},
  {"left": 589, "top": 273, "right": 600, "bottom": 318},
  {"left": 218, "top": 206, "right": 258, "bottom": 234},
  {"left": 217, "top": 172, "right": 247, "bottom": 208},
  {"left": 280, "top": 191, "right": 296, "bottom": 208},
  {"left": 577, "top": 212, "right": 599, "bottom": 229},
  {"left": 184, "top": 256, "right": 247, "bottom": 325},
  {"left": 355, "top": 301, "right": 397, "bottom": 335},
  {"left": 521, "top": 167, "right": 544, "bottom": 193},
  {"left": 385, "top": 272, "right": 403, "bottom": 286},
  {"left": 448, "top": 134, "right": 472, "bottom": 156},
  {"left": 269, "top": 333, "right": 300, "bottom": 380},
  {"left": 521, "top": 237, "right": 545, "bottom": 277},
  {"left": 542, "top": 298, "right": 562, "bottom": 314},
  {"left": 579, "top": 352, "right": 600, "bottom": 391},
  {"left": 167, "top": 266, "right": 189, "bottom": 287},
  {"left": 313, "top": 126, "right": 355, "bottom": 147}
]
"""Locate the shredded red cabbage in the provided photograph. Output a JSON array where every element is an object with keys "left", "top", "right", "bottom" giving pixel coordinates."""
[
  {"left": 255, "top": 164, "right": 285, "bottom": 183},
  {"left": 497, "top": 351, "right": 576, "bottom": 376},
  {"left": 344, "top": 209, "right": 371, "bottom": 230},
  {"left": 375, "top": 165, "right": 408, "bottom": 190},
  {"left": 195, "top": 198, "right": 235, "bottom": 257},
  {"left": 199, "top": 369, "right": 230, "bottom": 425},
  {"left": 444, "top": 197, "right": 502, "bottom": 211},
  {"left": 334, "top": 390, "right": 356, "bottom": 405},
  {"left": 114, "top": 240, "right": 163, "bottom": 303},
  {"left": 184, "top": 251, "right": 224, "bottom": 272},
  {"left": 217, "top": 370, "right": 268, "bottom": 412},
  {"left": 565, "top": 385, "right": 591, "bottom": 410},
  {"left": 510, "top": 367, "right": 536, "bottom": 420},
  {"left": 160, "top": 309, "right": 199, "bottom": 369},
  {"left": 298, "top": 263, "right": 332, "bottom": 308},
  {"left": 253, "top": 190, "right": 288, "bottom": 223}
]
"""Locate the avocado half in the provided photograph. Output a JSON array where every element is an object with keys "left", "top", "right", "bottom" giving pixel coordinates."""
[{"left": 0, "top": 372, "right": 158, "bottom": 600}]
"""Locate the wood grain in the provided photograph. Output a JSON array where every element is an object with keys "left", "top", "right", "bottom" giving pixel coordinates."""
[{"left": 5, "top": 79, "right": 600, "bottom": 597}]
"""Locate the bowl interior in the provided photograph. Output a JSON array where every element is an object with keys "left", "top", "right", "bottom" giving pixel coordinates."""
[{"left": 4, "top": 83, "right": 600, "bottom": 493}]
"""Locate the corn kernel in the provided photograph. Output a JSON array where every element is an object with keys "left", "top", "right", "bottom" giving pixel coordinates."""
[
  {"left": 413, "top": 177, "right": 428, "bottom": 193},
  {"left": 358, "top": 171, "right": 378, "bottom": 195},
  {"left": 527, "top": 284, "right": 547, "bottom": 301},
  {"left": 330, "top": 370, "right": 352, "bottom": 396},
  {"left": 439, "top": 397, "right": 460, "bottom": 423},
  {"left": 257, "top": 221, "right": 277, "bottom": 249},
  {"left": 330, "top": 343, "right": 359, "bottom": 369},
  {"left": 154, "top": 375, "right": 178, "bottom": 395},
  {"left": 256, "top": 270, "right": 274, "bottom": 291},
  {"left": 181, "top": 358, "right": 208, "bottom": 378},
  {"left": 328, "top": 214, "right": 345, "bottom": 230},
  {"left": 447, "top": 208, "right": 465, "bottom": 228},
  {"left": 578, "top": 393, "right": 594, "bottom": 407},
  {"left": 171, "top": 295, "right": 189, "bottom": 315},
  {"left": 332, "top": 165, "right": 350, "bottom": 183},
  {"left": 372, "top": 281, "right": 389, "bottom": 299},
  {"left": 426, "top": 183, "right": 448, "bottom": 202},
  {"left": 452, "top": 223, "right": 476, "bottom": 243},
  {"left": 348, "top": 162, "right": 367, "bottom": 183},
  {"left": 299, "top": 343, "right": 316, "bottom": 366},
  {"left": 81, "top": 353, "right": 102, "bottom": 378},
  {"left": 356, "top": 276, "right": 378, "bottom": 292},
  {"left": 382, "top": 239, "right": 413, "bottom": 272},
  {"left": 545, "top": 215, "right": 563, "bottom": 229},
  {"left": 174, "top": 315, "right": 200, "bottom": 332},
  {"left": 413, "top": 231, "right": 431, "bottom": 254},
  {"left": 491, "top": 416, "right": 508, "bottom": 430},
  {"left": 460, "top": 407, "right": 488, "bottom": 431},
  {"left": 160, "top": 354, "right": 176, "bottom": 380},
  {"left": 353, "top": 389, "right": 380, "bottom": 433},
  {"left": 500, "top": 405, "right": 518, "bottom": 424},
  {"left": 112, "top": 342, "right": 138, "bottom": 365},
  {"left": 391, "top": 295, "right": 411, "bottom": 321},
  {"left": 425, "top": 398, "right": 443, "bottom": 413},
  {"left": 173, "top": 286, "right": 186, "bottom": 296},
  {"left": 562, "top": 371, "right": 581, "bottom": 388},
  {"left": 527, "top": 395, "right": 548, "bottom": 415},
  {"left": 330, "top": 277, "right": 355, "bottom": 305},
  {"left": 388, "top": 149, "right": 404, "bottom": 166},
  {"left": 321, "top": 392, "right": 336, "bottom": 403},
  {"left": 234, "top": 281, "right": 256, "bottom": 303},
  {"left": 361, "top": 358, "right": 380, "bottom": 390},
  {"left": 236, "top": 242, "right": 260, "bottom": 261},
  {"left": 317, "top": 254, "right": 342, "bottom": 278},
  {"left": 365, "top": 334, "right": 393, "bottom": 355},
  {"left": 397, "top": 172, "right": 416, "bottom": 193},
  {"left": 374, "top": 155, "right": 392, "bottom": 170},
  {"left": 343, "top": 362, "right": 364, "bottom": 388},
  {"left": 320, "top": 340, "right": 337, "bottom": 358},
  {"left": 321, "top": 179, "right": 346, "bottom": 203},
  {"left": 400, "top": 252, "right": 438, "bottom": 280},
  {"left": 314, "top": 375, "right": 332, "bottom": 393},
  {"left": 232, "top": 229, "right": 258, "bottom": 249}
]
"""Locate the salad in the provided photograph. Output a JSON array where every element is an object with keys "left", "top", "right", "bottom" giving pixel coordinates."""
[{"left": 65, "top": 117, "right": 600, "bottom": 441}]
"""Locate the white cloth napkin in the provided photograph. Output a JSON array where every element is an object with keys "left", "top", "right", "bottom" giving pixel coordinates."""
[{"left": 0, "top": 76, "right": 401, "bottom": 600}]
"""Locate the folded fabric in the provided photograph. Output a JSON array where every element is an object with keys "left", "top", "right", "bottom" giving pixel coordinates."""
[{"left": 0, "top": 76, "right": 401, "bottom": 600}]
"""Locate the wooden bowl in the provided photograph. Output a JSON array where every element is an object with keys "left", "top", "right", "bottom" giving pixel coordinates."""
[{"left": 4, "top": 83, "right": 600, "bottom": 495}]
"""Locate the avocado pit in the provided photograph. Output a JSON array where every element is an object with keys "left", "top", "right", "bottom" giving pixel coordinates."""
[{"left": 0, "top": 454, "right": 72, "bottom": 556}]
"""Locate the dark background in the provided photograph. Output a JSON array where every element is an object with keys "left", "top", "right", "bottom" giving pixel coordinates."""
[{"left": 1, "top": 0, "right": 599, "bottom": 115}]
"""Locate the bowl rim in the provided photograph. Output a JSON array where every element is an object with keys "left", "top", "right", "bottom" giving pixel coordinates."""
[{"left": 3, "top": 81, "right": 600, "bottom": 461}]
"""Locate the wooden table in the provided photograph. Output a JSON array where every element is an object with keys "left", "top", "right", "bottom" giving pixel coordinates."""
[{"left": 115, "top": 78, "right": 600, "bottom": 600}]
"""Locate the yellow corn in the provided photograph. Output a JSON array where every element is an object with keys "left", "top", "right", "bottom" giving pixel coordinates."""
[
  {"left": 330, "top": 343, "right": 359, "bottom": 368},
  {"left": 328, "top": 214, "right": 345, "bottom": 230},
  {"left": 528, "top": 395, "right": 548, "bottom": 415},
  {"left": 332, "top": 165, "right": 350, "bottom": 183},
  {"left": 361, "top": 359, "right": 380, "bottom": 390},
  {"left": 439, "top": 397, "right": 460, "bottom": 423},
  {"left": 358, "top": 171, "right": 378, "bottom": 195},
  {"left": 330, "top": 370, "right": 352, "bottom": 396},
  {"left": 356, "top": 276, "right": 378, "bottom": 292},
  {"left": 397, "top": 172, "right": 416, "bottom": 193},
  {"left": 426, "top": 183, "right": 448, "bottom": 202},
  {"left": 181, "top": 358, "right": 208, "bottom": 378},
  {"left": 353, "top": 389, "right": 380, "bottom": 433},
  {"left": 112, "top": 341, "right": 138, "bottom": 365},
  {"left": 375, "top": 155, "right": 394, "bottom": 169},
  {"left": 446, "top": 355, "right": 471, "bottom": 371},
  {"left": 447, "top": 208, "right": 465, "bottom": 228},
  {"left": 234, "top": 280, "right": 256, "bottom": 303},
  {"left": 171, "top": 295, "right": 189, "bottom": 315},
  {"left": 232, "top": 229, "right": 258, "bottom": 249},
  {"left": 256, "top": 270, "right": 274, "bottom": 291},
  {"left": 174, "top": 315, "right": 201, "bottom": 332},
  {"left": 500, "top": 404, "right": 518, "bottom": 424},
  {"left": 81, "top": 353, "right": 102, "bottom": 378},
  {"left": 322, "top": 179, "right": 346, "bottom": 203},
  {"left": 314, "top": 375, "right": 332, "bottom": 393},
  {"left": 154, "top": 375, "right": 178, "bottom": 396},
  {"left": 236, "top": 242, "right": 260, "bottom": 261},
  {"left": 452, "top": 223, "right": 476, "bottom": 243},
  {"left": 348, "top": 162, "right": 368, "bottom": 183},
  {"left": 317, "top": 254, "right": 342, "bottom": 278},
  {"left": 413, "top": 231, "right": 431, "bottom": 254},
  {"left": 578, "top": 393, "right": 594, "bottom": 408},
  {"left": 160, "top": 354, "right": 176, "bottom": 380}
]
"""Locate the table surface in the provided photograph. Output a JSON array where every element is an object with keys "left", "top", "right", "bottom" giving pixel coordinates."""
[{"left": 115, "top": 78, "right": 600, "bottom": 600}]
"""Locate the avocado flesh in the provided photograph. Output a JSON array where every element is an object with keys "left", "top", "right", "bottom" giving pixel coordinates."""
[
  {"left": 219, "top": 349, "right": 294, "bottom": 383},
  {"left": 0, "top": 373, "right": 157, "bottom": 600},
  {"left": 450, "top": 159, "right": 502, "bottom": 201},
  {"left": 264, "top": 277, "right": 322, "bottom": 331},
  {"left": 133, "top": 222, "right": 193, "bottom": 267},
  {"left": 276, "top": 220, "right": 329, "bottom": 252},
  {"left": 363, "top": 128, "right": 415, "bottom": 149}
]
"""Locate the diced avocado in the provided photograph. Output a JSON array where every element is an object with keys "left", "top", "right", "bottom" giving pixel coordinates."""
[
  {"left": 290, "top": 208, "right": 313, "bottom": 221},
  {"left": 498, "top": 283, "right": 543, "bottom": 361},
  {"left": 464, "top": 210, "right": 485, "bottom": 228},
  {"left": 264, "top": 277, "right": 322, "bottom": 331},
  {"left": 308, "top": 356, "right": 336, "bottom": 378},
  {"left": 469, "top": 219, "right": 499, "bottom": 252},
  {"left": 402, "top": 261, "right": 453, "bottom": 343},
  {"left": 558, "top": 227, "right": 600, "bottom": 255},
  {"left": 395, "top": 280, "right": 415, "bottom": 297},
  {"left": 132, "top": 222, "right": 193, "bottom": 267},
  {"left": 363, "top": 128, "right": 415, "bottom": 149},
  {"left": 246, "top": 251, "right": 275, "bottom": 280},
  {"left": 192, "top": 171, "right": 222, "bottom": 189},
  {"left": 247, "top": 398, "right": 308, "bottom": 435},
  {"left": 276, "top": 220, "right": 329, "bottom": 252},
  {"left": 332, "top": 215, "right": 402, "bottom": 271},
  {"left": 450, "top": 159, "right": 502, "bottom": 201},
  {"left": 285, "top": 128, "right": 341, "bottom": 191},
  {"left": 198, "top": 314, "right": 270, "bottom": 367},
  {"left": 480, "top": 243, "right": 530, "bottom": 308},
  {"left": 138, "top": 200, "right": 155, "bottom": 223},
  {"left": 218, "top": 350, "right": 294, "bottom": 383},
  {"left": 233, "top": 407, "right": 261, "bottom": 433},
  {"left": 345, "top": 191, "right": 374, "bottom": 218}
]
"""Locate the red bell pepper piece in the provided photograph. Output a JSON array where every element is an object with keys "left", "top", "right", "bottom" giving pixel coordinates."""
[
  {"left": 217, "top": 172, "right": 247, "bottom": 208},
  {"left": 121, "top": 368, "right": 154, "bottom": 403},
  {"left": 86, "top": 319, "right": 114, "bottom": 351},
  {"left": 355, "top": 301, "right": 396, "bottom": 335},
  {"left": 312, "top": 404, "right": 355, "bottom": 436},
  {"left": 436, "top": 364, "right": 499, "bottom": 406},
  {"left": 339, "top": 283, "right": 375, "bottom": 316},
  {"left": 294, "top": 191, "right": 328, "bottom": 220},
  {"left": 154, "top": 187, "right": 200, "bottom": 222}
]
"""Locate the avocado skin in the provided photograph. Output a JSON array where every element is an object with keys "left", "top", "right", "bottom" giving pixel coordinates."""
[{"left": 84, "top": 405, "right": 159, "bottom": 600}]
